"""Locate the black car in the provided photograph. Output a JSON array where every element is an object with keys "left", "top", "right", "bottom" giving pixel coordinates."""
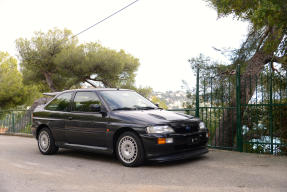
[{"left": 32, "top": 88, "right": 208, "bottom": 167}]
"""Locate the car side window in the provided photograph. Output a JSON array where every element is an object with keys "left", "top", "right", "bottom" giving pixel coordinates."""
[
  {"left": 45, "top": 92, "right": 73, "bottom": 111},
  {"left": 73, "top": 92, "right": 101, "bottom": 112}
]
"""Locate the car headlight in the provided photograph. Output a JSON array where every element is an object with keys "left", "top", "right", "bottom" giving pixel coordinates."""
[
  {"left": 199, "top": 122, "right": 206, "bottom": 130},
  {"left": 146, "top": 125, "right": 174, "bottom": 134}
]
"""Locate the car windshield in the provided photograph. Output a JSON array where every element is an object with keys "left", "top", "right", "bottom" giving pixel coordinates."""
[{"left": 99, "top": 90, "right": 157, "bottom": 111}]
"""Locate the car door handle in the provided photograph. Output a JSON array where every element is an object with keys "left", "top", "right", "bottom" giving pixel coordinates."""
[{"left": 68, "top": 117, "right": 73, "bottom": 120}]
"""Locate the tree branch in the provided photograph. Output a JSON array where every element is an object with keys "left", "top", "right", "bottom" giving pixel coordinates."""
[
  {"left": 43, "top": 71, "right": 56, "bottom": 91},
  {"left": 85, "top": 79, "right": 97, "bottom": 88},
  {"left": 273, "top": 55, "right": 287, "bottom": 65},
  {"left": 256, "top": 27, "right": 271, "bottom": 53},
  {"left": 86, "top": 77, "right": 103, "bottom": 82},
  {"left": 85, "top": 78, "right": 109, "bottom": 88},
  {"left": 270, "top": 61, "right": 285, "bottom": 78}
]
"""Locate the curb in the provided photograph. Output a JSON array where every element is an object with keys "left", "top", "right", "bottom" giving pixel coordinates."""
[{"left": 0, "top": 133, "right": 33, "bottom": 138}]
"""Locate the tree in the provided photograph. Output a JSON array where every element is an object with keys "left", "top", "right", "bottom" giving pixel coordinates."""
[
  {"left": 55, "top": 42, "right": 139, "bottom": 89},
  {"left": 201, "top": 0, "right": 287, "bottom": 147},
  {"left": 181, "top": 80, "right": 196, "bottom": 109},
  {"left": 131, "top": 86, "right": 153, "bottom": 98},
  {"left": 16, "top": 28, "right": 77, "bottom": 92},
  {"left": 0, "top": 52, "right": 39, "bottom": 109},
  {"left": 16, "top": 28, "right": 140, "bottom": 92},
  {"left": 151, "top": 96, "right": 168, "bottom": 109}
]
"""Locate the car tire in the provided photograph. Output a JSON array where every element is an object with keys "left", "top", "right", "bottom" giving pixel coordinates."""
[
  {"left": 116, "top": 131, "right": 145, "bottom": 167},
  {"left": 38, "top": 127, "right": 59, "bottom": 155}
]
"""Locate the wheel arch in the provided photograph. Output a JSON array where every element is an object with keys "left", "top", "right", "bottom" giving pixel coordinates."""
[
  {"left": 36, "top": 124, "right": 49, "bottom": 139},
  {"left": 112, "top": 127, "right": 144, "bottom": 155}
]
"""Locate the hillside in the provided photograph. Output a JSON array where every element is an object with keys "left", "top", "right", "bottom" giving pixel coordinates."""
[{"left": 152, "top": 90, "right": 190, "bottom": 109}]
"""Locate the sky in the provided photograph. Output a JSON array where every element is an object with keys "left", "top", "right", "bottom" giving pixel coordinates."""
[{"left": 0, "top": 0, "right": 249, "bottom": 92}]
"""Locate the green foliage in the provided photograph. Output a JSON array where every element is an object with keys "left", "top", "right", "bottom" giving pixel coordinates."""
[
  {"left": 188, "top": 54, "right": 236, "bottom": 107},
  {"left": 16, "top": 28, "right": 78, "bottom": 92},
  {"left": 181, "top": 80, "right": 195, "bottom": 109},
  {"left": 151, "top": 96, "right": 168, "bottom": 109},
  {"left": 0, "top": 52, "right": 40, "bottom": 109},
  {"left": 188, "top": 0, "right": 287, "bottom": 107},
  {"left": 207, "top": 0, "right": 287, "bottom": 56},
  {"left": 242, "top": 100, "right": 287, "bottom": 154},
  {"left": 16, "top": 28, "right": 140, "bottom": 92},
  {"left": 208, "top": 0, "right": 287, "bottom": 28},
  {"left": 189, "top": 53, "right": 234, "bottom": 77},
  {"left": 55, "top": 42, "right": 139, "bottom": 88},
  {"left": 132, "top": 86, "right": 153, "bottom": 98}
]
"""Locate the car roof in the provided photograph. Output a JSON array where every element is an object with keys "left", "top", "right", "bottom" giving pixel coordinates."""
[
  {"left": 64, "top": 88, "right": 132, "bottom": 92},
  {"left": 43, "top": 88, "right": 133, "bottom": 96}
]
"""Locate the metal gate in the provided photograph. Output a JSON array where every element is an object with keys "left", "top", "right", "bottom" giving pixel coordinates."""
[{"left": 195, "top": 64, "right": 287, "bottom": 154}]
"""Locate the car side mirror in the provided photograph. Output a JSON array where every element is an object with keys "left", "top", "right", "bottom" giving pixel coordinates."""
[{"left": 89, "top": 104, "right": 101, "bottom": 112}]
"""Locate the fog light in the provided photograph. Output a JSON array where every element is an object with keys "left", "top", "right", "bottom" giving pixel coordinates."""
[
  {"left": 166, "top": 138, "right": 173, "bottom": 143},
  {"left": 158, "top": 138, "right": 166, "bottom": 144},
  {"left": 206, "top": 132, "right": 209, "bottom": 138}
]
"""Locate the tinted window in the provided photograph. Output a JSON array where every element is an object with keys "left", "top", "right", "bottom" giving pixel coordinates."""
[
  {"left": 45, "top": 92, "right": 73, "bottom": 111},
  {"left": 73, "top": 92, "right": 101, "bottom": 112}
]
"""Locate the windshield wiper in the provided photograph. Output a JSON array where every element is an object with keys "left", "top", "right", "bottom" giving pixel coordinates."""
[
  {"left": 113, "top": 107, "right": 137, "bottom": 111},
  {"left": 136, "top": 106, "right": 156, "bottom": 110}
]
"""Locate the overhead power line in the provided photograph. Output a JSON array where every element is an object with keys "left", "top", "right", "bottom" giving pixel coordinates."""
[{"left": 71, "top": 0, "right": 139, "bottom": 39}]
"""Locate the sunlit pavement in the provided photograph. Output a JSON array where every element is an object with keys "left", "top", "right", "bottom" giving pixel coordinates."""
[{"left": 0, "top": 135, "right": 287, "bottom": 192}]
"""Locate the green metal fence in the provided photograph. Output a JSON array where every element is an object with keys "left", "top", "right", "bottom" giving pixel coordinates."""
[
  {"left": 194, "top": 63, "right": 287, "bottom": 155},
  {"left": 0, "top": 110, "right": 32, "bottom": 135},
  {"left": 240, "top": 65, "right": 287, "bottom": 155}
]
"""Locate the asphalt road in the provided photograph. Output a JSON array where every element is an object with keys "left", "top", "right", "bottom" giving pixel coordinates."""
[{"left": 0, "top": 135, "right": 287, "bottom": 192}]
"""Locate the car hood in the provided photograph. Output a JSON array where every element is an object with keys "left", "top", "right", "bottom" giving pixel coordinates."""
[{"left": 111, "top": 109, "right": 197, "bottom": 125}]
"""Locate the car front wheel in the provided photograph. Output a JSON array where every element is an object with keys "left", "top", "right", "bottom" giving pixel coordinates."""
[
  {"left": 38, "top": 127, "right": 58, "bottom": 155},
  {"left": 116, "top": 132, "right": 144, "bottom": 167}
]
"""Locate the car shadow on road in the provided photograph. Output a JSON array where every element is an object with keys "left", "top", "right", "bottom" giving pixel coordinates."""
[
  {"left": 55, "top": 149, "right": 118, "bottom": 164},
  {"left": 54, "top": 148, "right": 209, "bottom": 167},
  {"left": 144, "top": 155, "right": 209, "bottom": 167}
]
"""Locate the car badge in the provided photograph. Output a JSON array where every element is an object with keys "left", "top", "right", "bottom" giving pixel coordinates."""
[{"left": 186, "top": 125, "right": 191, "bottom": 131}]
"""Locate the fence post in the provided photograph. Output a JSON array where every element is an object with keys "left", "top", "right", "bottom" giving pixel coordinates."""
[
  {"left": 195, "top": 65, "right": 200, "bottom": 118},
  {"left": 12, "top": 112, "right": 15, "bottom": 133},
  {"left": 236, "top": 64, "right": 243, "bottom": 152},
  {"left": 269, "top": 62, "right": 274, "bottom": 154}
]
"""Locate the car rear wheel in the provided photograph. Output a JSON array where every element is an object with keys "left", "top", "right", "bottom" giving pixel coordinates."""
[
  {"left": 38, "top": 127, "right": 58, "bottom": 155},
  {"left": 116, "top": 131, "right": 144, "bottom": 167}
]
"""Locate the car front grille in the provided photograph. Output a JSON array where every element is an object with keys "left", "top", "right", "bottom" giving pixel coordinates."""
[{"left": 169, "top": 121, "right": 199, "bottom": 134}]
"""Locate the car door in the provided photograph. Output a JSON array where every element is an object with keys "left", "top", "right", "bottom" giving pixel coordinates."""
[
  {"left": 65, "top": 91, "right": 108, "bottom": 147},
  {"left": 44, "top": 92, "right": 73, "bottom": 144}
]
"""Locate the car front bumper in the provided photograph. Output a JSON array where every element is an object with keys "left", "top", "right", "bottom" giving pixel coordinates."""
[
  {"left": 148, "top": 146, "right": 208, "bottom": 162},
  {"left": 141, "top": 131, "right": 209, "bottom": 162}
]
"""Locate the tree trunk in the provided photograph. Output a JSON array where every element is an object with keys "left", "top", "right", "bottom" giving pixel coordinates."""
[
  {"left": 43, "top": 72, "right": 56, "bottom": 92},
  {"left": 212, "top": 51, "right": 273, "bottom": 147},
  {"left": 213, "top": 26, "right": 286, "bottom": 148}
]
